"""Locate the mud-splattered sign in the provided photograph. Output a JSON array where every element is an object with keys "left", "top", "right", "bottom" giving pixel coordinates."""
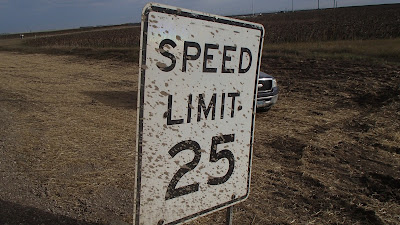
[{"left": 134, "top": 3, "right": 264, "bottom": 225}]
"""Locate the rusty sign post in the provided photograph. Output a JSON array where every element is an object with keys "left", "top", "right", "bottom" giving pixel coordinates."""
[{"left": 134, "top": 3, "right": 264, "bottom": 225}]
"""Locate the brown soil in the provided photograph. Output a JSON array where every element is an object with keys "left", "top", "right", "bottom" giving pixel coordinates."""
[{"left": 0, "top": 51, "right": 399, "bottom": 224}]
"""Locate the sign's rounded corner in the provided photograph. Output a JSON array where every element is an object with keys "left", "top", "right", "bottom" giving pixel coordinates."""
[
  {"left": 244, "top": 188, "right": 251, "bottom": 200},
  {"left": 236, "top": 188, "right": 251, "bottom": 203},
  {"left": 259, "top": 24, "right": 265, "bottom": 37},
  {"left": 142, "top": 2, "right": 157, "bottom": 15}
]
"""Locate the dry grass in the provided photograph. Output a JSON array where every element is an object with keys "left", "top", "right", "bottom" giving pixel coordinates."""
[
  {"left": 1, "top": 45, "right": 399, "bottom": 225},
  {"left": 0, "top": 52, "right": 138, "bottom": 224}
]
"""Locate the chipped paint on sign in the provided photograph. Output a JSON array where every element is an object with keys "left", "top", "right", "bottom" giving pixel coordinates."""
[{"left": 134, "top": 3, "right": 264, "bottom": 225}]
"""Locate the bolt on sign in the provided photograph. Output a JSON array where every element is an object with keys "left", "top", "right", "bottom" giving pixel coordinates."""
[{"left": 134, "top": 3, "right": 264, "bottom": 225}]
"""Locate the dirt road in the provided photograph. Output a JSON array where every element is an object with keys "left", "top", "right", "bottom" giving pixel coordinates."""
[{"left": 0, "top": 51, "right": 399, "bottom": 224}]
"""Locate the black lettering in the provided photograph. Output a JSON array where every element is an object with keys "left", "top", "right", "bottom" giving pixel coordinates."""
[
  {"left": 228, "top": 92, "right": 240, "bottom": 118},
  {"left": 158, "top": 39, "right": 176, "bottom": 72},
  {"left": 203, "top": 43, "right": 218, "bottom": 73},
  {"left": 222, "top": 46, "right": 236, "bottom": 73},
  {"left": 167, "top": 95, "right": 184, "bottom": 125},
  {"left": 207, "top": 134, "right": 235, "bottom": 185},
  {"left": 197, "top": 93, "right": 217, "bottom": 122},
  {"left": 220, "top": 93, "right": 225, "bottom": 119},
  {"left": 187, "top": 94, "right": 192, "bottom": 124},
  {"left": 239, "top": 48, "right": 252, "bottom": 73},
  {"left": 166, "top": 140, "right": 201, "bottom": 200},
  {"left": 182, "top": 41, "right": 201, "bottom": 72}
]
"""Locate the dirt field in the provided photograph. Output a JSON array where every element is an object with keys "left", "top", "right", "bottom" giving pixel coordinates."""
[
  {"left": 0, "top": 52, "right": 137, "bottom": 224},
  {"left": 0, "top": 51, "right": 399, "bottom": 225}
]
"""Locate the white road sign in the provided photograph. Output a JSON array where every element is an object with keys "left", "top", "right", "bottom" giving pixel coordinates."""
[{"left": 135, "top": 3, "right": 264, "bottom": 225}]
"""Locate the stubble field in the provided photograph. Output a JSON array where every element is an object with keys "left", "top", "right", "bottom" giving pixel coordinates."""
[{"left": 0, "top": 47, "right": 399, "bottom": 224}]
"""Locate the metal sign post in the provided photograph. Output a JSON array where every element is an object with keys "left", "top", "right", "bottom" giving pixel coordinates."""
[
  {"left": 134, "top": 3, "right": 264, "bottom": 225},
  {"left": 226, "top": 206, "right": 233, "bottom": 225}
]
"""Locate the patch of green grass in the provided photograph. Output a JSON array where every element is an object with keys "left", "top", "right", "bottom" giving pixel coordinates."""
[{"left": 264, "top": 38, "right": 400, "bottom": 63}]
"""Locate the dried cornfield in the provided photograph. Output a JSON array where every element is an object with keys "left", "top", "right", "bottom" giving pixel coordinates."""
[
  {"left": 16, "top": 4, "right": 400, "bottom": 48},
  {"left": 246, "top": 4, "right": 400, "bottom": 43},
  {"left": 23, "top": 26, "right": 141, "bottom": 48}
]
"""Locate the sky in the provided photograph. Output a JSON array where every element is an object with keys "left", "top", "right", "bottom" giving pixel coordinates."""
[{"left": 1, "top": 0, "right": 400, "bottom": 34}]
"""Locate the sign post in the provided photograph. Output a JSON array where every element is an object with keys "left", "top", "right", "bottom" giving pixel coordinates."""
[
  {"left": 226, "top": 205, "right": 233, "bottom": 225},
  {"left": 134, "top": 3, "right": 264, "bottom": 225}
]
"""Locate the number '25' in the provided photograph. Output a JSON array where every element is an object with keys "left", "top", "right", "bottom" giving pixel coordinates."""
[{"left": 165, "top": 134, "right": 235, "bottom": 200}]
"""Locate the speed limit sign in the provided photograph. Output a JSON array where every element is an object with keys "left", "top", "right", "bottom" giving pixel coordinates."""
[{"left": 134, "top": 3, "right": 264, "bottom": 224}]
